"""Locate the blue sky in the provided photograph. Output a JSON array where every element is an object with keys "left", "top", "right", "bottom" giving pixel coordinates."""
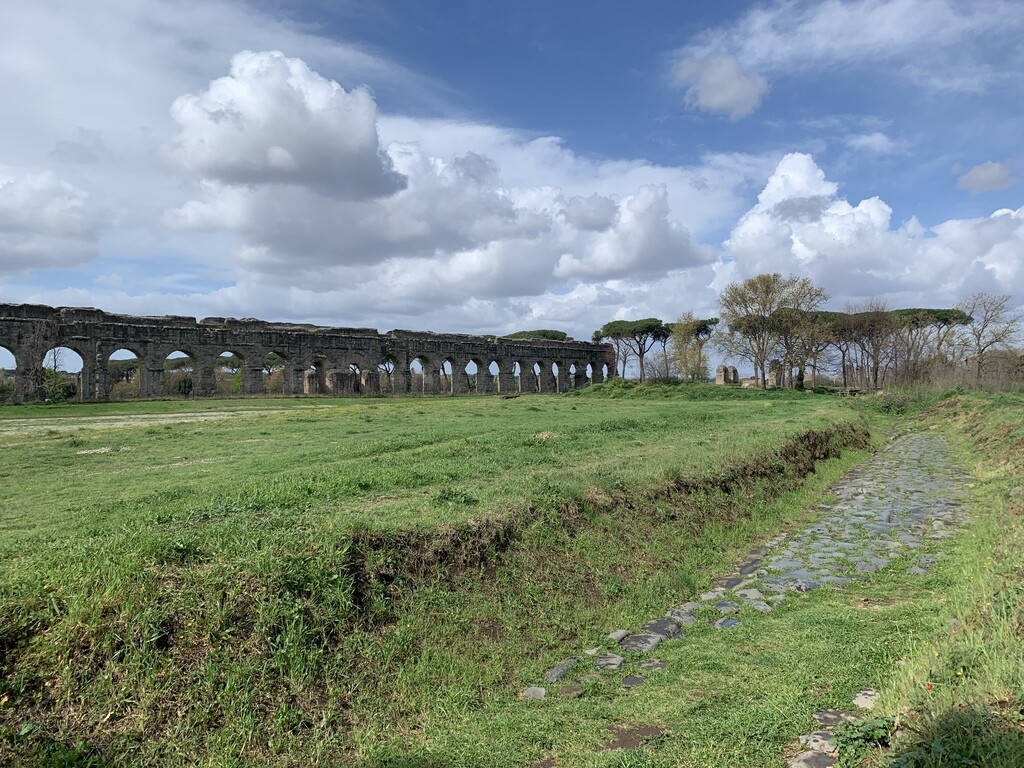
[{"left": 1, "top": 0, "right": 1022, "bottom": 370}]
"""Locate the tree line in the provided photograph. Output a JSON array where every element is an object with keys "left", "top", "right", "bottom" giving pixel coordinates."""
[{"left": 593, "top": 273, "right": 1023, "bottom": 391}]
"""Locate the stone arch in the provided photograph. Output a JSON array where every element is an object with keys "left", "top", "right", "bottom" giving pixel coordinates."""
[
  {"left": 346, "top": 354, "right": 381, "bottom": 395},
  {"left": 0, "top": 345, "right": 16, "bottom": 403},
  {"left": 570, "top": 361, "right": 588, "bottom": 391},
  {"left": 377, "top": 355, "right": 398, "bottom": 394},
  {"left": 538, "top": 360, "right": 558, "bottom": 393},
  {"left": 727, "top": 366, "right": 738, "bottom": 384},
  {"left": 0, "top": 345, "right": 16, "bottom": 372},
  {"left": 41, "top": 345, "right": 86, "bottom": 401},
  {"left": 467, "top": 358, "right": 493, "bottom": 394},
  {"left": 262, "top": 350, "right": 288, "bottom": 395},
  {"left": 520, "top": 360, "right": 540, "bottom": 394},
  {"left": 438, "top": 358, "right": 455, "bottom": 395},
  {"left": 106, "top": 347, "right": 142, "bottom": 400},
  {"left": 510, "top": 361, "right": 524, "bottom": 394},
  {"left": 214, "top": 349, "right": 246, "bottom": 397},
  {"left": 304, "top": 354, "right": 329, "bottom": 395},
  {"left": 164, "top": 349, "right": 196, "bottom": 398},
  {"left": 334, "top": 354, "right": 369, "bottom": 396},
  {"left": 409, "top": 354, "right": 437, "bottom": 395}
]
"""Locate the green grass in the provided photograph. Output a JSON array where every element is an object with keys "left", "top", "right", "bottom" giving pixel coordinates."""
[
  {"left": 858, "top": 392, "right": 1024, "bottom": 767},
  {"left": 0, "top": 386, "right": 870, "bottom": 765},
  {"left": 5, "top": 386, "right": 1021, "bottom": 766},
  {"left": 0, "top": 390, "right": 851, "bottom": 543}
]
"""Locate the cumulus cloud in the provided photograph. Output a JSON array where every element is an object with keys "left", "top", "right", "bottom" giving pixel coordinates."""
[
  {"left": 162, "top": 52, "right": 727, "bottom": 316},
  {"left": 673, "top": 55, "right": 768, "bottom": 119},
  {"left": 166, "top": 50, "right": 406, "bottom": 199},
  {"left": 555, "top": 186, "right": 713, "bottom": 279},
  {"left": 956, "top": 161, "right": 1015, "bottom": 192},
  {"left": 0, "top": 168, "right": 102, "bottom": 273},
  {"left": 720, "top": 152, "right": 1024, "bottom": 303}
]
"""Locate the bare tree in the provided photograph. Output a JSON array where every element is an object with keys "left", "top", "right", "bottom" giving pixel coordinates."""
[
  {"left": 717, "top": 274, "right": 827, "bottom": 388},
  {"left": 957, "top": 293, "right": 1023, "bottom": 381}
]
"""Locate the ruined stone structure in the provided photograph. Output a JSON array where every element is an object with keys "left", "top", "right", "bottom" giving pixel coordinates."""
[
  {"left": 715, "top": 365, "right": 739, "bottom": 385},
  {"left": 0, "top": 303, "right": 615, "bottom": 402}
]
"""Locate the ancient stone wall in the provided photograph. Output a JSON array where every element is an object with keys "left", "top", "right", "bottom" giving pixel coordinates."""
[{"left": 0, "top": 303, "right": 615, "bottom": 402}]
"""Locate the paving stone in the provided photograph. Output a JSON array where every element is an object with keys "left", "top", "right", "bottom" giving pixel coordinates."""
[
  {"left": 558, "top": 684, "right": 584, "bottom": 699},
  {"left": 607, "top": 629, "right": 629, "bottom": 642},
  {"left": 786, "top": 750, "right": 837, "bottom": 767},
  {"left": 676, "top": 601, "right": 703, "bottom": 612},
  {"left": 666, "top": 609, "right": 697, "bottom": 626},
  {"left": 746, "top": 600, "right": 773, "bottom": 613},
  {"left": 583, "top": 647, "right": 601, "bottom": 656},
  {"left": 905, "top": 566, "right": 929, "bottom": 575},
  {"left": 714, "top": 600, "right": 740, "bottom": 614},
  {"left": 622, "top": 674, "right": 645, "bottom": 688},
  {"left": 642, "top": 617, "right": 681, "bottom": 639},
  {"left": 735, "top": 588, "right": 763, "bottom": 601},
  {"left": 789, "top": 579, "right": 820, "bottom": 592},
  {"left": 619, "top": 633, "right": 661, "bottom": 653},
  {"left": 521, "top": 686, "right": 546, "bottom": 700},
  {"left": 595, "top": 653, "right": 625, "bottom": 671},
  {"left": 813, "top": 708, "right": 861, "bottom": 727},
  {"left": 855, "top": 560, "right": 884, "bottom": 574},
  {"left": 853, "top": 689, "right": 879, "bottom": 710},
  {"left": 699, "top": 588, "right": 726, "bottom": 601},
  {"left": 543, "top": 657, "right": 580, "bottom": 682},
  {"left": 714, "top": 617, "right": 741, "bottom": 629},
  {"left": 738, "top": 559, "right": 762, "bottom": 575},
  {"left": 798, "top": 730, "right": 838, "bottom": 755}
]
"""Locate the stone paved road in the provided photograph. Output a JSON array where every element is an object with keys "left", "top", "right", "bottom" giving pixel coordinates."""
[{"left": 528, "top": 431, "right": 970, "bottom": 699}]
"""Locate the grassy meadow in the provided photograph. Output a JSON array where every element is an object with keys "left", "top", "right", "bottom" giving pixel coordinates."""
[{"left": 0, "top": 385, "right": 1020, "bottom": 766}]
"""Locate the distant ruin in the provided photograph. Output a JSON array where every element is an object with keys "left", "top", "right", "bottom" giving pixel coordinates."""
[
  {"left": 715, "top": 365, "right": 739, "bottom": 385},
  {"left": 0, "top": 304, "right": 615, "bottom": 402}
]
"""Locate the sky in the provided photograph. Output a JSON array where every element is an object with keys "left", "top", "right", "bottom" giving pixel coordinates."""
[{"left": 2, "top": 0, "right": 1023, "bottom": 370}]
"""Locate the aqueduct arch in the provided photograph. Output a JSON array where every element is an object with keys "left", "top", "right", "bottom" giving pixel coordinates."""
[{"left": 0, "top": 303, "right": 615, "bottom": 402}]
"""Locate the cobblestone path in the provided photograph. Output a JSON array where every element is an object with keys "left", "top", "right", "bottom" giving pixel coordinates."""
[{"left": 522, "top": 432, "right": 971, "bottom": 764}]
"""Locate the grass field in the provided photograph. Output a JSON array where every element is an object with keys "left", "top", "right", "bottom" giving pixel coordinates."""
[{"left": 0, "top": 385, "right": 1020, "bottom": 766}]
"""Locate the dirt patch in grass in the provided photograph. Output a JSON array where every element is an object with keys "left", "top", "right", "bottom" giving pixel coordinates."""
[{"left": 596, "top": 723, "right": 667, "bottom": 751}]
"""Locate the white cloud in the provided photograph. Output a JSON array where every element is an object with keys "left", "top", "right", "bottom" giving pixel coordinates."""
[
  {"left": 555, "top": 186, "right": 713, "bottom": 279},
  {"left": 166, "top": 51, "right": 406, "bottom": 199},
  {"left": 562, "top": 194, "right": 619, "bottom": 232},
  {"left": 0, "top": 168, "right": 102, "bottom": 273},
  {"left": 720, "top": 152, "right": 1024, "bottom": 304},
  {"left": 956, "top": 161, "right": 1015, "bottom": 192},
  {"left": 673, "top": 55, "right": 768, "bottom": 119},
  {"left": 671, "top": 0, "right": 1024, "bottom": 116},
  {"left": 845, "top": 132, "right": 905, "bottom": 155},
  {"left": 163, "top": 53, "right": 736, "bottom": 317}
]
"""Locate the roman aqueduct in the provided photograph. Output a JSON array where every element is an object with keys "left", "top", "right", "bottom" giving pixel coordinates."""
[{"left": 0, "top": 303, "right": 615, "bottom": 402}]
